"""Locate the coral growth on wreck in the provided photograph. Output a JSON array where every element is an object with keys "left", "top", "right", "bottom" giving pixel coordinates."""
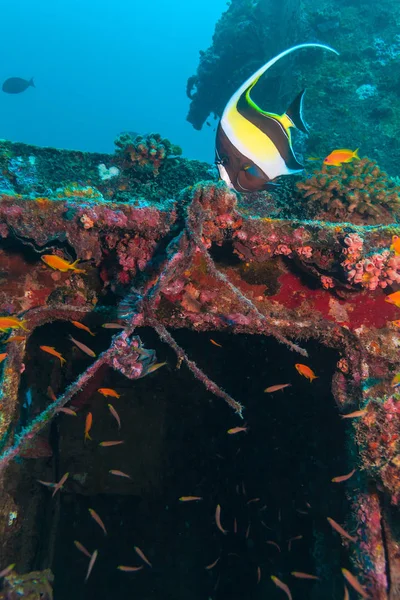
[
  {"left": 297, "top": 158, "right": 400, "bottom": 224},
  {"left": 114, "top": 132, "right": 182, "bottom": 176},
  {"left": 356, "top": 396, "right": 400, "bottom": 505},
  {"left": 0, "top": 136, "right": 400, "bottom": 599}
]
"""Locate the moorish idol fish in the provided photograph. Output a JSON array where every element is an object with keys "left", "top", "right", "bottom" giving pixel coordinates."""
[{"left": 215, "top": 43, "right": 339, "bottom": 193}]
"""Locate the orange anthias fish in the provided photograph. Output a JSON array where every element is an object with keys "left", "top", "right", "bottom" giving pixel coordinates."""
[
  {"left": 47, "top": 386, "right": 57, "bottom": 401},
  {"left": 271, "top": 576, "right": 292, "bottom": 600},
  {"left": 98, "top": 388, "right": 120, "bottom": 399},
  {"left": 291, "top": 571, "right": 319, "bottom": 580},
  {"left": 332, "top": 469, "right": 356, "bottom": 483},
  {"left": 227, "top": 426, "right": 248, "bottom": 435},
  {"left": 55, "top": 407, "right": 77, "bottom": 417},
  {"left": 215, "top": 504, "right": 228, "bottom": 535},
  {"left": 40, "top": 346, "right": 66, "bottom": 365},
  {"left": 341, "top": 409, "right": 367, "bottom": 419},
  {"left": 210, "top": 339, "right": 223, "bottom": 347},
  {"left": 264, "top": 383, "right": 291, "bottom": 393},
  {"left": 69, "top": 336, "right": 96, "bottom": 358},
  {"left": 0, "top": 316, "right": 29, "bottom": 333},
  {"left": 385, "top": 290, "right": 400, "bottom": 308},
  {"left": 74, "top": 540, "right": 92, "bottom": 559},
  {"left": 99, "top": 440, "right": 124, "bottom": 447},
  {"left": 37, "top": 472, "right": 69, "bottom": 497},
  {"left": 323, "top": 148, "right": 360, "bottom": 167},
  {"left": 134, "top": 546, "right": 152, "bottom": 568},
  {"left": 146, "top": 361, "right": 167, "bottom": 374},
  {"left": 266, "top": 541, "right": 281, "bottom": 552},
  {"left": 70, "top": 321, "right": 95, "bottom": 336},
  {"left": 109, "top": 470, "right": 131, "bottom": 479},
  {"left": 41, "top": 255, "right": 85, "bottom": 273},
  {"left": 390, "top": 236, "right": 400, "bottom": 256},
  {"left": 85, "top": 412, "right": 93, "bottom": 441},
  {"left": 85, "top": 549, "right": 98, "bottom": 583},
  {"left": 287, "top": 535, "right": 303, "bottom": 551},
  {"left": 89, "top": 508, "right": 107, "bottom": 535},
  {"left": 295, "top": 364, "right": 318, "bottom": 382},
  {"left": 205, "top": 556, "right": 220, "bottom": 570},
  {"left": 0, "top": 353, "right": 7, "bottom": 364},
  {"left": 54, "top": 472, "right": 69, "bottom": 497},
  {"left": 179, "top": 496, "right": 203, "bottom": 502},
  {"left": 341, "top": 568, "right": 369, "bottom": 599},
  {"left": 108, "top": 404, "right": 121, "bottom": 429},
  {"left": 327, "top": 517, "right": 357, "bottom": 543}
]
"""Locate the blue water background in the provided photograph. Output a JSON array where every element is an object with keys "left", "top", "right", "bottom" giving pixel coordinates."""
[{"left": 0, "top": 0, "right": 226, "bottom": 162}]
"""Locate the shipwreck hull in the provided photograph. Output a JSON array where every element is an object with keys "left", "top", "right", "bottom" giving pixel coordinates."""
[{"left": 0, "top": 138, "right": 399, "bottom": 599}]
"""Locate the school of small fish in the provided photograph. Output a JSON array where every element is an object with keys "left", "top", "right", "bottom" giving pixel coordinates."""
[{"left": 0, "top": 310, "right": 372, "bottom": 595}]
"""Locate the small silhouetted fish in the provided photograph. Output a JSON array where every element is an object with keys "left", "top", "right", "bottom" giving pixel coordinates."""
[{"left": 2, "top": 77, "right": 35, "bottom": 94}]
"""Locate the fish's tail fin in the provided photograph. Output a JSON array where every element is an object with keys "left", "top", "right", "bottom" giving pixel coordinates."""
[
  {"left": 29, "top": 78, "right": 35, "bottom": 88},
  {"left": 353, "top": 148, "right": 360, "bottom": 159},
  {"left": 285, "top": 89, "right": 308, "bottom": 133},
  {"left": 20, "top": 319, "right": 29, "bottom": 331},
  {"left": 71, "top": 259, "right": 85, "bottom": 274}
]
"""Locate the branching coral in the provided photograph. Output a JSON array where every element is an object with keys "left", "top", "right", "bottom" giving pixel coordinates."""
[
  {"left": 297, "top": 158, "right": 400, "bottom": 224},
  {"left": 114, "top": 132, "right": 182, "bottom": 176}
]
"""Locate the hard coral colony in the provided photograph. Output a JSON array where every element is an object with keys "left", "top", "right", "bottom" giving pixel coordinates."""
[{"left": 0, "top": 13, "right": 399, "bottom": 600}]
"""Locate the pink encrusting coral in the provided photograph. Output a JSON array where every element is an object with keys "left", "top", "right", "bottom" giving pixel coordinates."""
[
  {"left": 295, "top": 245, "right": 313, "bottom": 258},
  {"left": 343, "top": 248, "right": 400, "bottom": 290},
  {"left": 115, "top": 234, "right": 157, "bottom": 280},
  {"left": 321, "top": 275, "right": 335, "bottom": 289}
]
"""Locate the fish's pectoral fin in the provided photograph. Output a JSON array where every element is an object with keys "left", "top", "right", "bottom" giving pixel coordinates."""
[
  {"left": 285, "top": 89, "right": 308, "bottom": 133},
  {"left": 264, "top": 180, "right": 281, "bottom": 190}
]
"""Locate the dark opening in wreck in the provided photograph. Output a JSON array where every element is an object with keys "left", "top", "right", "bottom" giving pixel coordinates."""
[{"left": 4, "top": 324, "right": 357, "bottom": 600}]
